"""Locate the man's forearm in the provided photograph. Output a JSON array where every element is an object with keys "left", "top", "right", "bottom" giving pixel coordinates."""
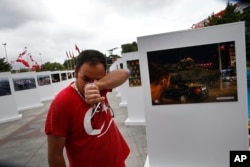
[{"left": 96, "top": 69, "right": 129, "bottom": 90}]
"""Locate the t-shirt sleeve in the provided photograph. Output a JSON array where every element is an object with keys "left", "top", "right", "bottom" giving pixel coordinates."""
[{"left": 45, "top": 100, "right": 70, "bottom": 137}]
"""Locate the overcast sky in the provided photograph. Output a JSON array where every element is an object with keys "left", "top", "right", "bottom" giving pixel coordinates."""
[{"left": 0, "top": 0, "right": 228, "bottom": 68}]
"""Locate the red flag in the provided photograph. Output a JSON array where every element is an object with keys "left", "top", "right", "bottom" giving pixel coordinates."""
[
  {"left": 16, "top": 58, "right": 30, "bottom": 67},
  {"left": 32, "top": 62, "right": 41, "bottom": 71},
  {"left": 75, "top": 44, "right": 80, "bottom": 54}
]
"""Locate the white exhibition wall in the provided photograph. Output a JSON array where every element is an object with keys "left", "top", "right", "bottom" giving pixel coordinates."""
[
  {"left": 121, "top": 52, "right": 145, "bottom": 126},
  {"left": 11, "top": 72, "right": 44, "bottom": 112},
  {"left": 0, "top": 72, "right": 22, "bottom": 123},
  {"left": 0, "top": 70, "right": 75, "bottom": 123},
  {"left": 116, "top": 58, "right": 128, "bottom": 107},
  {"left": 50, "top": 71, "right": 75, "bottom": 96},
  {"left": 37, "top": 71, "right": 54, "bottom": 102},
  {"left": 138, "top": 22, "right": 249, "bottom": 167},
  {"left": 37, "top": 70, "right": 74, "bottom": 101}
]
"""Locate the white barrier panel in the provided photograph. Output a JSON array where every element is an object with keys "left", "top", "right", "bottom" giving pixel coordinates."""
[
  {"left": 138, "top": 22, "right": 248, "bottom": 167},
  {"left": 117, "top": 58, "right": 128, "bottom": 107},
  {"left": 36, "top": 71, "right": 54, "bottom": 102},
  {"left": 51, "top": 71, "right": 75, "bottom": 96},
  {"left": 122, "top": 52, "right": 145, "bottom": 126},
  {"left": 0, "top": 72, "right": 22, "bottom": 123},
  {"left": 11, "top": 72, "right": 43, "bottom": 112}
]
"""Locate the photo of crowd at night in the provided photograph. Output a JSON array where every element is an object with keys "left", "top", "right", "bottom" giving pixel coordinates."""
[
  {"left": 147, "top": 41, "right": 237, "bottom": 105},
  {"left": 13, "top": 77, "right": 36, "bottom": 91},
  {"left": 37, "top": 75, "right": 51, "bottom": 86}
]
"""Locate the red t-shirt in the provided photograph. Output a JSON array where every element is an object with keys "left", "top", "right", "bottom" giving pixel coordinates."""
[{"left": 45, "top": 84, "right": 130, "bottom": 167}]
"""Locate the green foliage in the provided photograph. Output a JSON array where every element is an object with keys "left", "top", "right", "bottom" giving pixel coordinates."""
[
  {"left": 205, "top": 3, "right": 241, "bottom": 26},
  {"left": 18, "top": 68, "right": 30, "bottom": 73},
  {"left": 121, "top": 41, "right": 138, "bottom": 53},
  {"left": 0, "top": 58, "right": 12, "bottom": 72},
  {"left": 63, "top": 58, "right": 76, "bottom": 70},
  {"left": 205, "top": 2, "right": 250, "bottom": 64},
  {"left": 43, "top": 62, "right": 64, "bottom": 71}
]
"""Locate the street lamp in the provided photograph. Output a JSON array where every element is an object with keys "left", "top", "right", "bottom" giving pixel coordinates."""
[{"left": 2, "top": 43, "right": 8, "bottom": 62}]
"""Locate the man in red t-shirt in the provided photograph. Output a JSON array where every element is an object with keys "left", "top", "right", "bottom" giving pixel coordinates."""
[{"left": 45, "top": 50, "right": 130, "bottom": 167}]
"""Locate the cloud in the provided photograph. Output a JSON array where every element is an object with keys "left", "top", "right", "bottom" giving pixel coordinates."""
[
  {"left": 0, "top": 0, "right": 228, "bottom": 68},
  {"left": 0, "top": 0, "right": 52, "bottom": 30}
]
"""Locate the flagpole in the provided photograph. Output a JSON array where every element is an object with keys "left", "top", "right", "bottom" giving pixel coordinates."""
[
  {"left": 69, "top": 51, "right": 73, "bottom": 70},
  {"left": 70, "top": 57, "right": 73, "bottom": 70},
  {"left": 72, "top": 51, "right": 75, "bottom": 67},
  {"left": 66, "top": 57, "right": 69, "bottom": 70},
  {"left": 24, "top": 47, "right": 29, "bottom": 69}
]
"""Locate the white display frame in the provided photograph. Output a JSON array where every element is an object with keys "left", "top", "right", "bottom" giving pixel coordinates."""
[
  {"left": 11, "top": 71, "right": 44, "bottom": 112},
  {"left": 138, "top": 22, "right": 248, "bottom": 167},
  {"left": 0, "top": 72, "right": 22, "bottom": 123},
  {"left": 122, "top": 51, "right": 145, "bottom": 125},
  {"left": 36, "top": 71, "right": 54, "bottom": 102}
]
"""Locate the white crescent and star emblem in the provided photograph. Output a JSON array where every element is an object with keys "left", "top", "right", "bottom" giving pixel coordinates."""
[{"left": 83, "top": 102, "right": 113, "bottom": 137}]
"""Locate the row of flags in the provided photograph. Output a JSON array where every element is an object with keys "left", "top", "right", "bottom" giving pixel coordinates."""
[
  {"left": 14, "top": 44, "right": 81, "bottom": 69},
  {"left": 66, "top": 44, "right": 81, "bottom": 59},
  {"left": 65, "top": 44, "right": 81, "bottom": 69}
]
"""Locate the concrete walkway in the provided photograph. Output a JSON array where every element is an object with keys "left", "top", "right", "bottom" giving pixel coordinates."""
[{"left": 0, "top": 91, "right": 147, "bottom": 167}]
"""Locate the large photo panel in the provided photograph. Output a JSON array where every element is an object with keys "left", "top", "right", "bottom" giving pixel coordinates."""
[
  {"left": 138, "top": 22, "right": 248, "bottom": 167},
  {"left": 148, "top": 41, "right": 237, "bottom": 105}
]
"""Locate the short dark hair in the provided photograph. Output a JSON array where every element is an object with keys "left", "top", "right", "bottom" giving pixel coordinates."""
[
  {"left": 148, "top": 62, "right": 169, "bottom": 84},
  {"left": 75, "top": 50, "right": 107, "bottom": 72}
]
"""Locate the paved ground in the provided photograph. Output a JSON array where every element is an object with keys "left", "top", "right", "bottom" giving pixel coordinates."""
[{"left": 0, "top": 91, "right": 147, "bottom": 167}]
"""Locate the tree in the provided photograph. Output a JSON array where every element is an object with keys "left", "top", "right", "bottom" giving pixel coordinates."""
[
  {"left": 205, "top": 2, "right": 250, "bottom": 64},
  {"left": 63, "top": 58, "right": 76, "bottom": 70},
  {"left": 205, "top": 2, "right": 241, "bottom": 26},
  {"left": 0, "top": 58, "right": 12, "bottom": 72},
  {"left": 121, "top": 41, "right": 138, "bottom": 53},
  {"left": 43, "top": 62, "right": 64, "bottom": 71}
]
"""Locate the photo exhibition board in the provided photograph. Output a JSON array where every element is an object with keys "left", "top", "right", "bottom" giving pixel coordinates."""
[
  {"left": 36, "top": 71, "right": 54, "bottom": 102},
  {"left": 137, "top": 22, "right": 248, "bottom": 167},
  {"left": 122, "top": 51, "right": 145, "bottom": 125},
  {"left": 11, "top": 71, "right": 44, "bottom": 112},
  {"left": 0, "top": 72, "right": 22, "bottom": 123}
]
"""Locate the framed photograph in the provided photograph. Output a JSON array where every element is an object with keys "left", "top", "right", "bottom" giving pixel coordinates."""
[
  {"left": 67, "top": 72, "right": 72, "bottom": 79},
  {"left": 148, "top": 41, "right": 237, "bottom": 105},
  {"left": 0, "top": 78, "right": 11, "bottom": 96},
  {"left": 51, "top": 73, "right": 60, "bottom": 83},
  {"left": 127, "top": 59, "right": 142, "bottom": 87},
  {"left": 120, "top": 63, "right": 123, "bottom": 69},
  {"left": 13, "top": 77, "right": 36, "bottom": 91},
  {"left": 61, "top": 73, "right": 67, "bottom": 81},
  {"left": 138, "top": 22, "right": 247, "bottom": 167},
  {"left": 37, "top": 75, "right": 51, "bottom": 86}
]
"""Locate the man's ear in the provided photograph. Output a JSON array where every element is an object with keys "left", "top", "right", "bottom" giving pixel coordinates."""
[{"left": 161, "top": 77, "right": 170, "bottom": 87}]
